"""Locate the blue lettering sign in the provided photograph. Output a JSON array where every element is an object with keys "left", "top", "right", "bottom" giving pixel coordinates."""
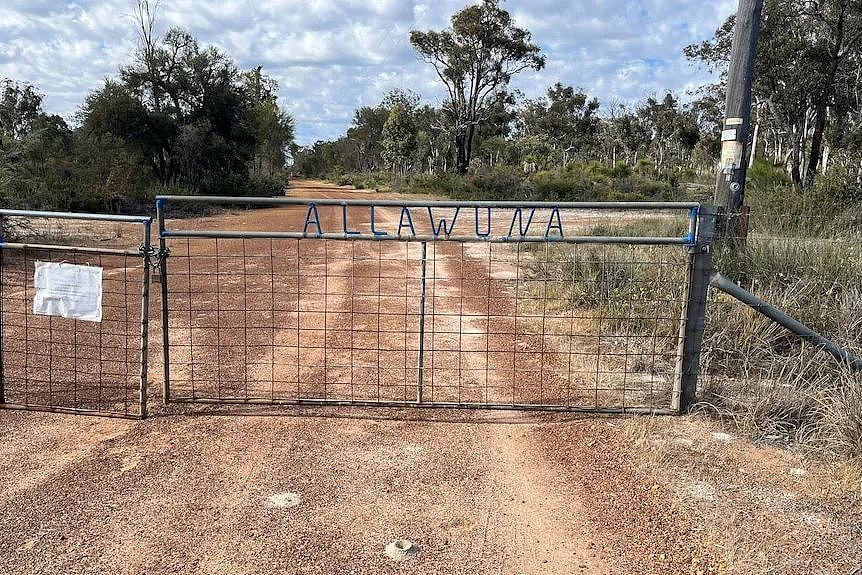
[
  {"left": 296, "top": 201, "right": 573, "bottom": 242},
  {"left": 545, "top": 207, "right": 564, "bottom": 239},
  {"left": 370, "top": 205, "right": 388, "bottom": 237},
  {"left": 427, "top": 207, "right": 460, "bottom": 237},
  {"left": 341, "top": 204, "right": 360, "bottom": 237},
  {"left": 507, "top": 207, "right": 535, "bottom": 238},
  {"left": 303, "top": 203, "right": 323, "bottom": 236},
  {"left": 397, "top": 206, "right": 416, "bottom": 237},
  {"left": 474, "top": 207, "right": 491, "bottom": 238}
]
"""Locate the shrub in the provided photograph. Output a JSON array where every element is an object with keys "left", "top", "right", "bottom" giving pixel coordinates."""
[
  {"left": 241, "top": 173, "right": 286, "bottom": 197},
  {"left": 462, "top": 166, "right": 528, "bottom": 200},
  {"left": 530, "top": 168, "right": 597, "bottom": 201},
  {"left": 521, "top": 173, "right": 862, "bottom": 460},
  {"left": 398, "top": 172, "right": 465, "bottom": 197}
]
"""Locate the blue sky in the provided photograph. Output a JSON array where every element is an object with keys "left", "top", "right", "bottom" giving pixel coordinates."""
[{"left": 0, "top": 0, "right": 737, "bottom": 145}]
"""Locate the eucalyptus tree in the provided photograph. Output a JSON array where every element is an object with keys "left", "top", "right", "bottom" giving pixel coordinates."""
[
  {"left": 381, "top": 102, "right": 417, "bottom": 176},
  {"left": 410, "top": 0, "right": 545, "bottom": 174},
  {"left": 517, "top": 83, "right": 600, "bottom": 166},
  {"left": 80, "top": 2, "right": 294, "bottom": 196},
  {"left": 0, "top": 79, "right": 44, "bottom": 143}
]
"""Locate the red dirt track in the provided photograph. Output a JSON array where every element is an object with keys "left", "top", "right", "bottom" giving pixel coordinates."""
[{"left": 0, "top": 180, "right": 859, "bottom": 575}]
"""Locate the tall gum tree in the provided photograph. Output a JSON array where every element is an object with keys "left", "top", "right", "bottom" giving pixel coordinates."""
[{"left": 410, "top": 0, "right": 544, "bottom": 174}]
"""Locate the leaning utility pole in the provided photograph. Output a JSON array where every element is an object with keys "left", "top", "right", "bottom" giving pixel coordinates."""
[{"left": 715, "top": 0, "right": 764, "bottom": 238}]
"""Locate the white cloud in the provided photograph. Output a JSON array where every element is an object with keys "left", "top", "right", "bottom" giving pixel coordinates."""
[{"left": 0, "top": 0, "right": 737, "bottom": 144}]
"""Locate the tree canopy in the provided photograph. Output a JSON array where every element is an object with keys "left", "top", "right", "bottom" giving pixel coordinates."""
[
  {"left": 0, "top": 1, "right": 294, "bottom": 211},
  {"left": 687, "top": 0, "right": 862, "bottom": 190},
  {"left": 410, "top": 0, "right": 544, "bottom": 174},
  {"left": 5, "top": 0, "right": 862, "bottom": 211}
]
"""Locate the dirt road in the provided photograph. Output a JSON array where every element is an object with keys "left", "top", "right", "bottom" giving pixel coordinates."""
[{"left": 0, "top": 180, "right": 859, "bottom": 574}]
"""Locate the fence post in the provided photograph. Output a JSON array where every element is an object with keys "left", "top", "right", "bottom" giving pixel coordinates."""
[
  {"left": 0, "top": 220, "right": 4, "bottom": 405},
  {"left": 138, "top": 220, "right": 152, "bottom": 419},
  {"left": 416, "top": 241, "right": 428, "bottom": 404},
  {"left": 156, "top": 199, "right": 171, "bottom": 403},
  {"left": 673, "top": 206, "right": 716, "bottom": 413}
]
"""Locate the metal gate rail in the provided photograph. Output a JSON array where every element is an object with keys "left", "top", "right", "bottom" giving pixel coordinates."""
[
  {"left": 0, "top": 209, "right": 152, "bottom": 419},
  {"left": 157, "top": 195, "right": 713, "bottom": 414}
]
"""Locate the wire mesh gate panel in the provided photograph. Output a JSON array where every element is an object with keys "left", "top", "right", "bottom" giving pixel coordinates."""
[
  {"left": 0, "top": 210, "right": 152, "bottom": 419},
  {"left": 158, "top": 196, "right": 708, "bottom": 413}
]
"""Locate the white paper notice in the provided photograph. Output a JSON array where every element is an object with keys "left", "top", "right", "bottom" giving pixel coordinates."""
[{"left": 33, "top": 261, "right": 103, "bottom": 322}]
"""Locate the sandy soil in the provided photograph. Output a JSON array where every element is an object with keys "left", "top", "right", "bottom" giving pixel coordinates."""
[
  {"left": 0, "top": 180, "right": 860, "bottom": 574},
  {"left": 1, "top": 406, "right": 859, "bottom": 574}
]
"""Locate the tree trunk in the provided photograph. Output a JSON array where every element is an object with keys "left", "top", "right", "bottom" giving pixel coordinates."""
[
  {"left": 803, "top": 101, "right": 827, "bottom": 188},
  {"left": 464, "top": 124, "right": 476, "bottom": 174},
  {"left": 790, "top": 125, "right": 803, "bottom": 191},
  {"left": 748, "top": 120, "right": 759, "bottom": 168},
  {"left": 455, "top": 131, "right": 468, "bottom": 175}
]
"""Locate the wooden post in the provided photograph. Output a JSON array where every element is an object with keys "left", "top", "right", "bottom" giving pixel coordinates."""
[
  {"left": 715, "top": 0, "right": 764, "bottom": 237},
  {"left": 674, "top": 206, "right": 716, "bottom": 413}
]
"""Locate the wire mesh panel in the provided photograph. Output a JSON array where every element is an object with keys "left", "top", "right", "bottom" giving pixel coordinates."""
[
  {"left": 165, "top": 238, "right": 423, "bottom": 402},
  {"left": 0, "top": 211, "right": 152, "bottom": 419},
  {"left": 159, "top": 196, "right": 704, "bottom": 413},
  {"left": 422, "top": 241, "right": 689, "bottom": 410}
]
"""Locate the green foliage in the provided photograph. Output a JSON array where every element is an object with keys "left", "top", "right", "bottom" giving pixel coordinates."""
[
  {"left": 1, "top": 79, "right": 44, "bottom": 140},
  {"left": 744, "top": 159, "right": 862, "bottom": 237},
  {"left": 410, "top": 0, "right": 544, "bottom": 174},
  {"left": 388, "top": 161, "right": 685, "bottom": 204},
  {"left": 687, "top": 0, "right": 862, "bottom": 191},
  {"left": 529, "top": 162, "right": 683, "bottom": 202},
  {"left": 395, "top": 172, "right": 466, "bottom": 197},
  {"left": 461, "top": 166, "right": 526, "bottom": 200},
  {"left": 516, "top": 83, "right": 600, "bottom": 165},
  {"left": 529, "top": 168, "right": 595, "bottom": 201},
  {"left": 0, "top": 9, "right": 293, "bottom": 211},
  {"left": 330, "top": 171, "right": 391, "bottom": 190},
  {"left": 381, "top": 103, "right": 417, "bottom": 175}
]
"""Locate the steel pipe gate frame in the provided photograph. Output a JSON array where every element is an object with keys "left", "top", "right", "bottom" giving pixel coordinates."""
[
  {"left": 4, "top": 198, "right": 856, "bottom": 419},
  {"left": 0, "top": 209, "right": 153, "bottom": 419},
  {"left": 156, "top": 195, "right": 714, "bottom": 414}
]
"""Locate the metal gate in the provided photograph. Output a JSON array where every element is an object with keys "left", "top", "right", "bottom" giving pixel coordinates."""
[
  {"left": 157, "top": 195, "right": 713, "bottom": 414},
  {"left": 0, "top": 209, "right": 152, "bottom": 419}
]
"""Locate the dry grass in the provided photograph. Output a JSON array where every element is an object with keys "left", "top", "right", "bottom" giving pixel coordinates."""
[
  {"left": 702, "top": 232, "right": 862, "bottom": 461},
  {"left": 820, "top": 372, "right": 862, "bottom": 460},
  {"left": 527, "top": 213, "right": 862, "bottom": 463},
  {"left": 1, "top": 216, "right": 137, "bottom": 249}
]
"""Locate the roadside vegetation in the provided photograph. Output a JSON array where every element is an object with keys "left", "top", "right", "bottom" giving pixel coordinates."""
[
  {"left": 2, "top": 0, "right": 862, "bottom": 463},
  {"left": 299, "top": 0, "right": 862, "bottom": 463},
  {"left": 0, "top": 2, "right": 293, "bottom": 214},
  {"left": 518, "top": 164, "right": 862, "bottom": 461},
  {"left": 702, "top": 164, "right": 862, "bottom": 462}
]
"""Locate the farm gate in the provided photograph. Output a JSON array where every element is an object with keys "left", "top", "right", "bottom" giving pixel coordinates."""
[
  {"left": 157, "top": 196, "right": 714, "bottom": 414},
  {"left": 0, "top": 209, "right": 153, "bottom": 419}
]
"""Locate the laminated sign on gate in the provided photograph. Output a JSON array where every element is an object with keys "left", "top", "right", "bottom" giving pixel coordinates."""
[{"left": 33, "top": 261, "right": 103, "bottom": 322}]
